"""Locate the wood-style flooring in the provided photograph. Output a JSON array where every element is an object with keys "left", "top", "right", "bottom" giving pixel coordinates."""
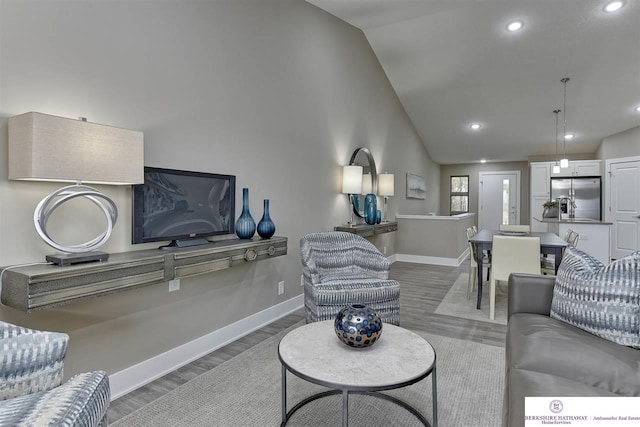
[{"left": 108, "top": 260, "right": 506, "bottom": 422}]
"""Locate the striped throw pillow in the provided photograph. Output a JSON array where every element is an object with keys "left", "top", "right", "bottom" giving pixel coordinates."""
[{"left": 550, "top": 246, "right": 640, "bottom": 349}]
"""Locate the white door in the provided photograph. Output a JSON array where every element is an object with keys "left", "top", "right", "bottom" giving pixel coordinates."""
[
  {"left": 479, "top": 171, "right": 520, "bottom": 230},
  {"left": 608, "top": 159, "right": 640, "bottom": 260}
]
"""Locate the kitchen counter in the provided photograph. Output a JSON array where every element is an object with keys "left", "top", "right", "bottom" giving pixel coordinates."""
[
  {"left": 534, "top": 217, "right": 612, "bottom": 225},
  {"left": 534, "top": 218, "right": 611, "bottom": 263}
]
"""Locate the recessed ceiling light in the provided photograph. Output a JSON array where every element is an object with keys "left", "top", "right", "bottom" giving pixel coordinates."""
[
  {"left": 470, "top": 123, "right": 481, "bottom": 130},
  {"left": 480, "top": 159, "right": 487, "bottom": 164},
  {"left": 635, "top": 105, "right": 640, "bottom": 113},
  {"left": 603, "top": 1, "right": 625, "bottom": 13},
  {"left": 564, "top": 133, "right": 575, "bottom": 140},
  {"left": 506, "top": 20, "right": 524, "bottom": 32}
]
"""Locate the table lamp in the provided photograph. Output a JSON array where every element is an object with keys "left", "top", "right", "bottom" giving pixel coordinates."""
[
  {"left": 378, "top": 173, "right": 394, "bottom": 222},
  {"left": 8, "top": 112, "right": 144, "bottom": 266},
  {"left": 342, "top": 165, "right": 363, "bottom": 226}
]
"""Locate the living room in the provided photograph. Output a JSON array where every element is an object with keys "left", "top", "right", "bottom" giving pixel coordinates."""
[{"left": 1, "top": 1, "right": 638, "bottom": 426}]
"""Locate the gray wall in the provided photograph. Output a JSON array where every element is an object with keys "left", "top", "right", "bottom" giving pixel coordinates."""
[
  {"left": 0, "top": 0, "right": 439, "bottom": 379},
  {"left": 596, "top": 126, "right": 640, "bottom": 160},
  {"left": 439, "top": 162, "right": 530, "bottom": 224}
]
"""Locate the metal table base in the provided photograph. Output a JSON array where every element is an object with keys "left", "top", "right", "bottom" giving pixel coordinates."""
[{"left": 280, "top": 363, "right": 438, "bottom": 427}]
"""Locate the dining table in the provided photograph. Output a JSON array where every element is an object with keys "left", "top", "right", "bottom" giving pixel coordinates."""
[{"left": 468, "top": 229, "right": 568, "bottom": 309}]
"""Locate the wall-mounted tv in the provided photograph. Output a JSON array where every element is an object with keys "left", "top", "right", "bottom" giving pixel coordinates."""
[{"left": 132, "top": 167, "right": 235, "bottom": 248}]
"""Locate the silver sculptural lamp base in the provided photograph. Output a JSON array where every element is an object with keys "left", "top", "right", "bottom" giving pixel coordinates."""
[{"left": 34, "top": 184, "right": 117, "bottom": 266}]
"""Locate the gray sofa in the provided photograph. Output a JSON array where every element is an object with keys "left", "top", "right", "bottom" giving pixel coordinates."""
[{"left": 503, "top": 273, "right": 640, "bottom": 427}]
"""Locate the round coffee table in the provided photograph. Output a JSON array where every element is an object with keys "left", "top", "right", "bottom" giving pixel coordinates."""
[{"left": 278, "top": 320, "right": 437, "bottom": 427}]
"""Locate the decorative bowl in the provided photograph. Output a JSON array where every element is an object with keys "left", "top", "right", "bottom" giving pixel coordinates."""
[{"left": 334, "top": 304, "right": 383, "bottom": 348}]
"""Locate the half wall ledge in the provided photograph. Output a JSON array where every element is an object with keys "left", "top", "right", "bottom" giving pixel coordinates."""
[{"left": 395, "top": 213, "right": 475, "bottom": 266}]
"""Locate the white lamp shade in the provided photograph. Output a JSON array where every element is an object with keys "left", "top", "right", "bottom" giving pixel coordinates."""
[
  {"left": 342, "top": 165, "right": 363, "bottom": 194},
  {"left": 560, "top": 158, "right": 569, "bottom": 168},
  {"left": 361, "top": 173, "right": 372, "bottom": 195},
  {"left": 8, "top": 112, "right": 144, "bottom": 185},
  {"left": 378, "top": 173, "right": 395, "bottom": 196}
]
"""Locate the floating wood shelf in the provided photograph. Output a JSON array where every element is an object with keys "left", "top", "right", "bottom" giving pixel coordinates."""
[
  {"left": 334, "top": 221, "right": 398, "bottom": 237},
  {"left": 1, "top": 236, "right": 288, "bottom": 312}
]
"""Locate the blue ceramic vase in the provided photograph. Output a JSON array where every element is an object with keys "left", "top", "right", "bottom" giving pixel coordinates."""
[
  {"left": 375, "top": 209, "right": 382, "bottom": 224},
  {"left": 235, "top": 188, "right": 256, "bottom": 239},
  {"left": 257, "top": 199, "right": 276, "bottom": 239},
  {"left": 334, "top": 304, "right": 383, "bottom": 348},
  {"left": 364, "top": 194, "right": 377, "bottom": 225}
]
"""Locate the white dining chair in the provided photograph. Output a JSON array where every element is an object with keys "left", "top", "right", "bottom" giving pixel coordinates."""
[
  {"left": 498, "top": 224, "right": 531, "bottom": 233},
  {"left": 489, "top": 235, "right": 541, "bottom": 320},
  {"left": 566, "top": 230, "right": 579, "bottom": 247},
  {"left": 466, "top": 227, "right": 491, "bottom": 299}
]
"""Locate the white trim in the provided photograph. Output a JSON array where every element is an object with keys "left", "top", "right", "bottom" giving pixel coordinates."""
[
  {"left": 396, "top": 213, "right": 475, "bottom": 221},
  {"left": 388, "top": 254, "right": 398, "bottom": 263},
  {"left": 395, "top": 248, "right": 468, "bottom": 267},
  {"left": 109, "top": 294, "right": 304, "bottom": 400}
]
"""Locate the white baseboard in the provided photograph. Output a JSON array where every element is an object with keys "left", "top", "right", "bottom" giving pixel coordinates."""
[
  {"left": 395, "top": 249, "right": 468, "bottom": 267},
  {"left": 109, "top": 294, "right": 304, "bottom": 400}
]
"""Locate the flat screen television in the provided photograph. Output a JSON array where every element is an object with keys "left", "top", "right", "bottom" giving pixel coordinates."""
[{"left": 132, "top": 167, "right": 236, "bottom": 247}]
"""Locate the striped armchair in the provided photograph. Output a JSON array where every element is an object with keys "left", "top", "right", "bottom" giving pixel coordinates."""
[
  {"left": 0, "top": 321, "right": 110, "bottom": 426},
  {"left": 300, "top": 232, "right": 400, "bottom": 325}
]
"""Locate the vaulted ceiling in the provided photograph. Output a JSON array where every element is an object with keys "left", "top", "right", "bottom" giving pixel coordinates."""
[{"left": 306, "top": 0, "right": 640, "bottom": 164}]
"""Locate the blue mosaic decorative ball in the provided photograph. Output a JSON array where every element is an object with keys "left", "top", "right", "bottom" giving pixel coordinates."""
[{"left": 334, "top": 304, "right": 383, "bottom": 348}]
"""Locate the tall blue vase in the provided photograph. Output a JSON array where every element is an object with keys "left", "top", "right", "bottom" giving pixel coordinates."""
[
  {"left": 257, "top": 199, "right": 276, "bottom": 239},
  {"left": 235, "top": 188, "right": 256, "bottom": 239},
  {"left": 364, "top": 194, "right": 377, "bottom": 225}
]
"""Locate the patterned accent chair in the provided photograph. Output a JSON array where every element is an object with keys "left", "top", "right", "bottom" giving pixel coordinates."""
[
  {"left": 300, "top": 232, "right": 400, "bottom": 325},
  {"left": 0, "top": 321, "right": 110, "bottom": 426}
]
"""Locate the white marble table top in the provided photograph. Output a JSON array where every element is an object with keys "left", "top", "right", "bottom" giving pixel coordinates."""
[{"left": 278, "top": 320, "right": 435, "bottom": 389}]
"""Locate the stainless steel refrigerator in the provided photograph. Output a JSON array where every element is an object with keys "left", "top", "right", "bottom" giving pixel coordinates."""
[{"left": 550, "top": 177, "right": 602, "bottom": 220}]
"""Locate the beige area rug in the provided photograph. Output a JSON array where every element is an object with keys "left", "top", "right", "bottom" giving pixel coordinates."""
[
  {"left": 434, "top": 273, "right": 508, "bottom": 325},
  {"left": 112, "top": 322, "right": 504, "bottom": 427}
]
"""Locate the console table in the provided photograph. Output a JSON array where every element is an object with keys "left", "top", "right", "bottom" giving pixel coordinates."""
[
  {"left": 1, "top": 236, "right": 287, "bottom": 312},
  {"left": 334, "top": 221, "right": 398, "bottom": 237}
]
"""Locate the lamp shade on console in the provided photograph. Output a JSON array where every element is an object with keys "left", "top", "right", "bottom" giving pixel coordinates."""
[
  {"left": 342, "top": 165, "right": 362, "bottom": 226},
  {"left": 8, "top": 112, "right": 143, "bottom": 185},
  {"left": 8, "top": 112, "right": 144, "bottom": 265},
  {"left": 378, "top": 173, "right": 394, "bottom": 197},
  {"left": 342, "top": 165, "right": 363, "bottom": 195}
]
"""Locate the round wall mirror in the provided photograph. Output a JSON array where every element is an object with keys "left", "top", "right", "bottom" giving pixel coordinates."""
[{"left": 349, "top": 147, "right": 377, "bottom": 218}]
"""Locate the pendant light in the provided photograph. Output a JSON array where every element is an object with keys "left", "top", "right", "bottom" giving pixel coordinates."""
[
  {"left": 552, "top": 109, "right": 561, "bottom": 174},
  {"left": 560, "top": 77, "right": 570, "bottom": 168}
]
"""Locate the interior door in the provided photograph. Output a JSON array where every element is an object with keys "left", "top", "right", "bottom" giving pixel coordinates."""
[
  {"left": 609, "top": 159, "right": 640, "bottom": 260},
  {"left": 479, "top": 171, "right": 520, "bottom": 230}
]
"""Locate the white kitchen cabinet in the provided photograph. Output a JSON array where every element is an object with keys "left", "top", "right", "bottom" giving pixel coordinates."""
[
  {"left": 530, "top": 162, "right": 551, "bottom": 232},
  {"left": 530, "top": 162, "right": 551, "bottom": 196},
  {"left": 550, "top": 160, "right": 602, "bottom": 177}
]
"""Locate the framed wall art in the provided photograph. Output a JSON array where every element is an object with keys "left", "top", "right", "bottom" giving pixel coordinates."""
[{"left": 406, "top": 173, "right": 426, "bottom": 199}]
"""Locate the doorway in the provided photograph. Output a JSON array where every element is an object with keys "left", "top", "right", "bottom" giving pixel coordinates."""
[
  {"left": 478, "top": 171, "right": 521, "bottom": 230},
  {"left": 606, "top": 156, "right": 640, "bottom": 260}
]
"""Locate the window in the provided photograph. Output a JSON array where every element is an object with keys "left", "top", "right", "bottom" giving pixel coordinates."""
[{"left": 450, "top": 176, "right": 469, "bottom": 215}]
